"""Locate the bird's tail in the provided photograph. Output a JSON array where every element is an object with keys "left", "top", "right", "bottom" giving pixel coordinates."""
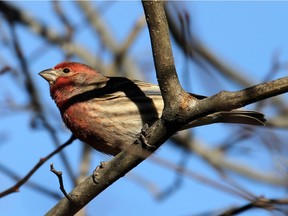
[{"left": 182, "top": 110, "right": 266, "bottom": 129}]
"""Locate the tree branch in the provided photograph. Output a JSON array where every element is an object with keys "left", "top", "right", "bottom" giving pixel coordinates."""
[
  {"left": 143, "top": 1, "right": 187, "bottom": 116},
  {"left": 194, "top": 76, "right": 288, "bottom": 120}
]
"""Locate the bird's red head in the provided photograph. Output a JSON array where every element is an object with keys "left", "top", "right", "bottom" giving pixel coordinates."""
[
  {"left": 39, "top": 62, "right": 109, "bottom": 106},
  {"left": 53, "top": 62, "right": 96, "bottom": 74}
]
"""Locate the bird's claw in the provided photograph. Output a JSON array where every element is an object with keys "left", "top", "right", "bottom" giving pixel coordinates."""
[
  {"left": 92, "top": 161, "right": 107, "bottom": 184},
  {"left": 135, "top": 124, "right": 155, "bottom": 150}
]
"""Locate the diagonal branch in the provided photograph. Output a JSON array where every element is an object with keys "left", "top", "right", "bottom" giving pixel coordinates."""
[{"left": 193, "top": 76, "right": 288, "bottom": 120}]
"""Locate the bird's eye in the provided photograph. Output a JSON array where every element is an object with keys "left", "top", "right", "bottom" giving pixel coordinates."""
[{"left": 63, "top": 68, "right": 70, "bottom": 73}]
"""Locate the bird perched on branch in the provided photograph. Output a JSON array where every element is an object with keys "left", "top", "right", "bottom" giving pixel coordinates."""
[{"left": 39, "top": 62, "right": 265, "bottom": 155}]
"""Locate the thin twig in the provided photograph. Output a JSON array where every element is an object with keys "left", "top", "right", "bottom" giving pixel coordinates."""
[
  {"left": 0, "top": 164, "right": 61, "bottom": 200},
  {"left": 0, "top": 135, "right": 75, "bottom": 198},
  {"left": 219, "top": 197, "right": 288, "bottom": 216},
  {"left": 50, "top": 164, "right": 73, "bottom": 202}
]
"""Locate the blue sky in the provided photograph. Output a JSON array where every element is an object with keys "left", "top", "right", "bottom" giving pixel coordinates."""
[{"left": 1, "top": 1, "right": 288, "bottom": 216}]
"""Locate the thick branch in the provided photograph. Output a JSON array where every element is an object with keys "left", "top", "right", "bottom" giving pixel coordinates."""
[
  {"left": 194, "top": 76, "right": 288, "bottom": 119},
  {"left": 142, "top": 1, "right": 189, "bottom": 120}
]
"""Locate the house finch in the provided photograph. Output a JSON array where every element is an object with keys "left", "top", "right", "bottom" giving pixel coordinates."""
[{"left": 39, "top": 62, "right": 265, "bottom": 155}]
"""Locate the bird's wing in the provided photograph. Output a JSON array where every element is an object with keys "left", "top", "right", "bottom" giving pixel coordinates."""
[{"left": 122, "top": 79, "right": 266, "bottom": 127}]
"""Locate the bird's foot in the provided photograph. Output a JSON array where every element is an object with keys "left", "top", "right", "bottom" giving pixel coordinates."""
[
  {"left": 92, "top": 161, "right": 107, "bottom": 184},
  {"left": 135, "top": 124, "right": 155, "bottom": 150}
]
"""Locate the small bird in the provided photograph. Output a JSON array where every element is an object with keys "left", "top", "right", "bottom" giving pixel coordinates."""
[{"left": 39, "top": 62, "right": 265, "bottom": 155}]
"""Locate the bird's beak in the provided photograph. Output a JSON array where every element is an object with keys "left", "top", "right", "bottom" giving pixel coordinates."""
[{"left": 38, "top": 68, "right": 58, "bottom": 84}]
